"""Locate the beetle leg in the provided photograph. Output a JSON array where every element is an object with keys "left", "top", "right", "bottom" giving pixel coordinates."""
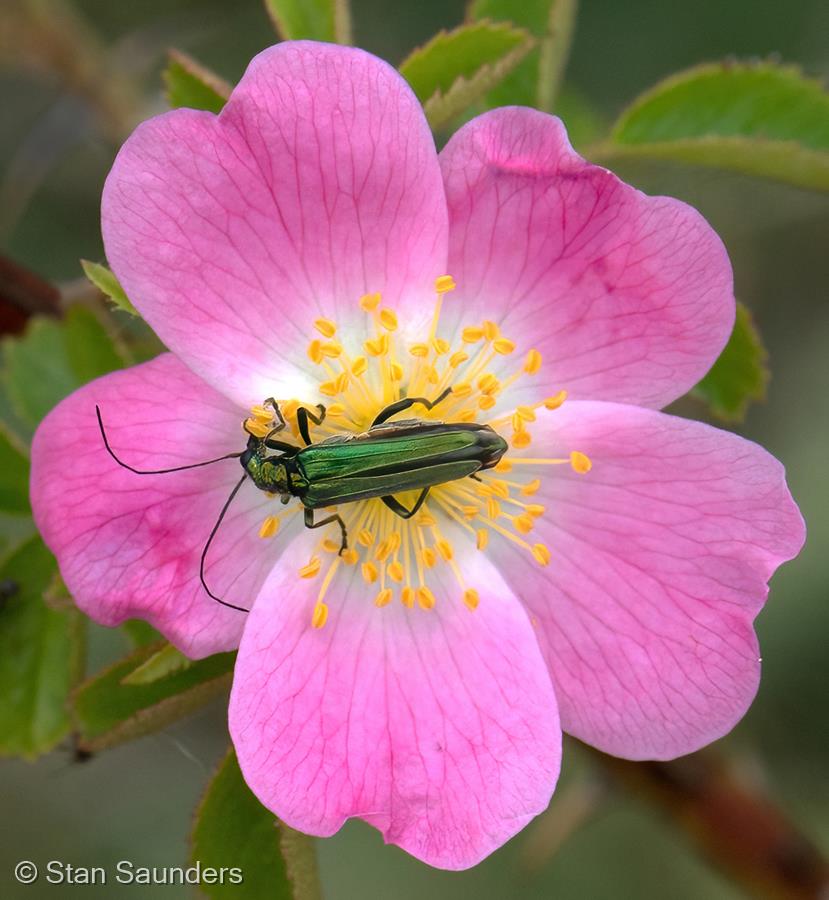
[
  {"left": 263, "top": 438, "right": 296, "bottom": 453},
  {"left": 304, "top": 506, "right": 348, "bottom": 553},
  {"left": 371, "top": 387, "right": 452, "bottom": 427},
  {"left": 261, "top": 398, "right": 287, "bottom": 440},
  {"left": 297, "top": 404, "right": 327, "bottom": 446},
  {"left": 381, "top": 487, "right": 431, "bottom": 520}
]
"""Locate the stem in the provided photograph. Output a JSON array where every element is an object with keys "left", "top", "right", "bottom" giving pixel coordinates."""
[
  {"left": 578, "top": 741, "right": 829, "bottom": 900},
  {"left": 538, "top": 0, "right": 579, "bottom": 113}
]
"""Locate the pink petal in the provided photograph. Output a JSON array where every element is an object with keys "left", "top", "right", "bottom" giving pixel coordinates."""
[
  {"left": 495, "top": 401, "right": 804, "bottom": 759},
  {"left": 102, "top": 42, "right": 448, "bottom": 408},
  {"left": 439, "top": 108, "right": 734, "bottom": 409},
  {"left": 30, "top": 354, "right": 293, "bottom": 657},
  {"left": 229, "top": 539, "right": 561, "bottom": 869}
]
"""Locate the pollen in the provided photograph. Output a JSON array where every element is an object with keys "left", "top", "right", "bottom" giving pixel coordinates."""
[{"left": 263, "top": 274, "right": 592, "bottom": 621}]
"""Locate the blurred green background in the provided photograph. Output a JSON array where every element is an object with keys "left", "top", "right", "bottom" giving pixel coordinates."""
[{"left": 1, "top": 0, "right": 827, "bottom": 897}]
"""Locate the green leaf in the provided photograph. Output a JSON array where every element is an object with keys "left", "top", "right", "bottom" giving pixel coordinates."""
[
  {"left": 73, "top": 642, "right": 234, "bottom": 751},
  {"left": 400, "top": 21, "right": 535, "bottom": 131},
  {"left": 467, "top": 0, "right": 578, "bottom": 111},
  {"left": 121, "top": 641, "right": 192, "bottom": 685},
  {"left": 0, "top": 430, "right": 30, "bottom": 513},
  {"left": 596, "top": 62, "right": 829, "bottom": 191},
  {"left": 2, "top": 307, "right": 126, "bottom": 433},
  {"left": 191, "top": 748, "right": 322, "bottom": 900},
  {"left": 120, "top": 619, "right": 163, "bottom": 647},
  {"left": 164, "top": 49, "right": 230, "bottom": 114},
  {"left": 264, "top": 0, "right": 351, "bottom": 44},
  {"left": 693, "top": 302, "right": 768, "bottom": 421},
  {"left": 0, "top": 537, "right": 85, "bottom": 758},
  {"left": 81, "top": 260, "right": 138, "bottom": 317}
]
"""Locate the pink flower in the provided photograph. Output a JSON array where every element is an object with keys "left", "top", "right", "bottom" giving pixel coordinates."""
[{"left": 30, "top": 42, "right": 804, "bottom": 869}]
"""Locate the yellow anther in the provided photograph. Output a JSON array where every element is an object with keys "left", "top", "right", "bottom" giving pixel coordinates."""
[
  {"left": 357, "top": 529, "right": 375, "bottom": 547},
  {"left": 320, "top": 341, "right": 342, "bottom": 358},
  {"left": 516, "top": 405, "right": 537, "bottom": 423},
  {"left": 435, "top": 274, "right": 457, "bottom": 293},
  {"left": 327, "top": 403, "right": 346, "bottom": 417},
  {"left": 463, "top": 588, "right": 480, "bottom": 611},
  {"left": 282, "top": 399, "right": 299, "bottom": 418},
  {"left": 390, "top": 362, "right": 404, "bottom": 381},
  {"left": 426, "top": 366, "right": 439, "bottom": 384},
  {"left": 570, "top": 451, "right": 592, "bottom": 474},
  {"left": 259, "top": 516, "right": 279, "bottom": 539},
  {"left": 409, "top": 343, "right": 429, "bottom": 357},
  {"left": 462, "top": 325, "right": 485, "bottom": 343},
  {"left": 453, "top": 382, "right": 473, "bottom": 398},
  {"left": 351, "top": 356, "right": 368, "bottom": 376},
  {"left": 432, "top": 337, "right": 450, "bottom": 355},
  {"left": 478, "top": 395, "right": 496, "bottom": 411},
  {"left": 307, "top": 339, "right": 324, "bottom": 364},
  {"left": 375, "top": 588, "right": 393, "bottom": 607},
  {"left": 422, "top": 547, "right": 437, "bottom": 568},
  {"left": 319, "top": 381, "right": 338, "bottom": 397},
  {"left": 449, "top": 350, "right": 469, "bottom": 368},
  {"left": 483, "top": 320, "right": 500, "bottom": 341},
  {"left": 514, "top": 513, "right": 535, "bottom": 535},
  {"left": 512, "top": 412, "right": 526, "bottom": 432},
  {"left": 360, "top": 291, "right": 381, "bottom": 311},
  {"left": 379, "top": 308, "right": 398, "bottom": 331},
  {"left": 544, "top": 390, "right": 568, "bottom": 410},
  {"left": 494, "top": 459, "right": 513, "bottom": 473},
  {"left": 526, "top": 504, "right": 546, "bottom": 517},
  {"left": 314, "top": 318, "right": 337, "bottom": 338},
  {"left": 335, "top": 372, "right": 350, "bottom": 393},
  {"left": 388, "top": 532, "right": 402, "bottom": 553},
  {"left": 416, "top": 512, "right": 436, "bottom": 527},
  {"left": 478, "top": 373, "right": 498, "bottom": 392},
  {"left": 462, "top": 505, "right": 479, "bottom": 520},
  {"left": 493, "top": 338, "right": 516, "bottom": 355},
  {"left": 512, "top": 430, "right": 532, "bottom": 449},
  {"left": 475, "top": 483, "right": 492, "bottom": 498},
  {"left": 521, "top": 478, "right": 541, "bottom": 496},
  {"left": 488, "top": 479, "right": 510, "bottom": 500},
  {"left": 364, "top": 335, "right": 388, "bottom": 357},
  {"left": 487, "top": 498, "right": 502, "bottom": 519},
  {"left": 374, "top": 538, "right": 393, "bottom": 562},
  {"left": 458, "top": 409, "right": 477, "bottom": 422},
  {"left": 250, "top": 405, "right": 273, "bottom": 421},
  {"left": 362, "top": 562, "right": 379, "bottom": 583},
  {"left": 342, "top": 548, "right": 359, "bottom": 566},
  {"left": 322, "top": 538, "right": 340, "bottom": 553},
  {"left": 245, "top": 419, "right": 270, "bottom": 438},
  {"left": 299, "top": 557, "right": 321, "bottom": 579},
  {"left": 417, "top": 587, "right": 436, "bottom": 610},
  {"left": 476, "top": 528, "right": 489, "bottom": 551},
  {"left": 436, "top": 539, "right": 454, "bottom": 561},
  {"left": 388, "top": 561, "right": 404, "bottom": 582},
  {"left": 532, "top": 543, "right": 551, "bottom": 566},
  {"left": 524, "top": 348, "right": 543, "bottom": 375},
  {"left": 311, "top": 601, "right": 328, "bottom": 629},
  {"left": 401, "top": 587, "right": 415, "bottom": 608}
]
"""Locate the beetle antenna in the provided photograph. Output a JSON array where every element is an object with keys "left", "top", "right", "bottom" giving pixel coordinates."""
[
  {"left": 96, "top": 406, "right": 242, "bottom": 474},
  {"left": 200, "top": 474, "right": 250, "bottom": 612}
]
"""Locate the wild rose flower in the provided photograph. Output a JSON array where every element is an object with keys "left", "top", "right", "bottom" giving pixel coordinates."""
[{"left": 30, "top": 42, "right": 804, "bottom": 869}]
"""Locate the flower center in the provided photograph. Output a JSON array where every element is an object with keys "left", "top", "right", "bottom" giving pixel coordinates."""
[{"left": 243, "top": 276, "right": 591, "bottom": 628}]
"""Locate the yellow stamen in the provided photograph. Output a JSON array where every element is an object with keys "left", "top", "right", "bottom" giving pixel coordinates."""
[
  {"left": 358, "top": 529, "right": 374, "bottom": 547},
  {"left": 524, "top": 349, "right": 542, "bottom": 375},
  {"left": 436, "top": 539, "right": 453, "bottom": 561},
  {"left": 516, "top": 405, "right": 537, "bottom": 422},
  {"left": 418, "top": 587, "right": 436, "bottom": 610},
  {"left": 435, "top": 275, "right": 456, "bottom": 293},
  {"left": 379, "top": 308, "right": 398, "bottom": 331},
  {"left": 341, "top": 548, "right": 359, "bottom": 565},
  {"left": 388, "top": 561, "right": 404, "bottom": 582},
  {"left": 389, "top": 361, "right": 404, "bottom": 381},
  {"left": 476, "top": 529, "right": 489, "bottom": 551},
  {"left": 544, "top": 390, "right": 568, "bottom": 410},
  {"left": 322, "top": 538, "right": 340, "bottom": 553},
  {"left": 570, "top": 451, "right": 592, "bottom": 473},
  {"left": 494, "top": 459, "right": 513, "bottom": 473},
  {"left": 259, "top": 516, "right": 279, "bottom": 538},
  {"left": 245, "top": 419, "right": 270, "bottom": 438},
  {"left": 351, "top": 356, "right": 368, "bottom": 376},
  {"left": 250, "top": 405, "right": 273, "bottom": 421},
  {"left": 514, "top": 513, "right": 535, "bottom": 535},
  {"left": 421, "top": 547, "right": 437, "bottom": 568},
  {"left": 462, "top": 326, "right": 485, "bottom": 343},
  {"left": 375, "top": 588, "right": 393, "bottom": 607},
  {"left": 512, "top": 431, "right": 532, "bottom": 448},
  {"left": 299, "top": 557, "right": 321, "bottom": 579},
  {"left": 532, "top": 544, "right": 551, "bottom": 566},
  {"left": 521, "top": 479, "right": 541, "bottom": 495},
  {"left": 314, "top": 317, "right": 337, "bottom": 338},
  {"left": 401, "top": 587, "right": 415, "bottom": 608},
  {"left": 432, "top": 337, "right": 450, "bottom": 355},
  {"left": 493, "top": 338, "right": 516, "bottom": 355},
  {"left": 416, "top": 512, "right": 436, "bottom": 527},
  {"left": 409, "top": 343, "right": 429, "bottom": 357},
  {"left": 526, "top": 504, "right": 545, "bottom": 517},
  {"left": 449, "top": 350, "right": 469, "bottom": 368},
  {"left": 311, "top": 601, "right": 328, "bottom": 628},
  {"left": 364, "top": 335, "right": 388, "bottom": 357},
  {"left": 307, "top": 340, "right": 323, "bottom": 364},
  {"left": 360, "top": 292, "right": 381, "bottom": 311},
  {"left": 362, "top": 562, "right": 379, "bottom": 583},
  {"left": 320, "top": 341, "right": 342, "bottom": 358},
  {"left": 478, "top": 395, "right": 496, "bottom": 411},
  {"left": 463, "top": 588, "right": 480, "bottom": 610},
  {"left": 483, "top": 320, "right": 500, "bottom": 341}
]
